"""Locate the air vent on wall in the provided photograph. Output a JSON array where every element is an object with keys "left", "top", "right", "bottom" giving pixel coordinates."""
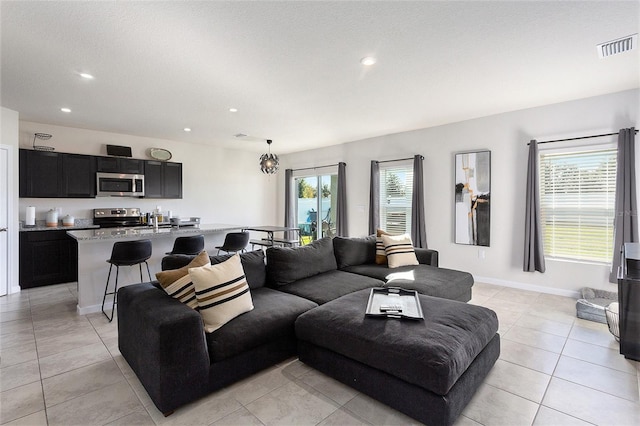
[{"left": 597, "top": 34, "right": 637, "bottom": 58}]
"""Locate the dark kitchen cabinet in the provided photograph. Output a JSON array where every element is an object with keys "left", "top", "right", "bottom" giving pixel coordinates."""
[
  {"left": 63, "top": 154, "right": 96, "bottom": 197},
  {"left": 96, "top": 156, "right": 144, "bottom": 174},
  {"left": 19, "top": 230, "right": 77, "bottom": 288},
  {"left": 19, "top": 149, "right": 96, "bottom": 198},
  {"left": 144, "top": 160, "right": 182, "bottom": 199}
]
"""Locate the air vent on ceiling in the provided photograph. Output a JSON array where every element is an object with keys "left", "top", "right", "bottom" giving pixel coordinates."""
[{"left": 597, "top": 34, "right": 637, "bottom": 58}]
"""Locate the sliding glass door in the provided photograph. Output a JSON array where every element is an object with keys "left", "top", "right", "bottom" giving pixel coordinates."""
[{"left": 295, "top": 173, "right": 337, "bottom": 244}]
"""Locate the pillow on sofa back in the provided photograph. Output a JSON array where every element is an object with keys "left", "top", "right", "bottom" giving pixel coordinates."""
[
  {"left": 156, "top": 250, "right": 210, "bottom": 309},
  {"left": 210, "top": 250, "right": 266, "bottom": 290},
  {"left": 333, "top": 236, "right": 376, "bottom": 269},
  {"left": 266, "top": 237, "right": 337, "bottom": 286}
]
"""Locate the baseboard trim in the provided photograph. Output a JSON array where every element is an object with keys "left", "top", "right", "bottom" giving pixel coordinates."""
[
  {"left": 474, "top": 275, "right": 581, "bottom": 299},
  {"left": 77, "top": 303, "right": 104, "bottom": 316}
]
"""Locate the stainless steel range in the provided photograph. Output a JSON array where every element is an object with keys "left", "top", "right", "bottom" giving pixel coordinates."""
[{"left": 93, "top": 208, "right": 142, "bottom": 228}]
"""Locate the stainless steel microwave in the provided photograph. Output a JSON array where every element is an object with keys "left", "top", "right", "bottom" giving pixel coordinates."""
[{"left": 96, "top": 172, "right": 145, "bottom": 197}]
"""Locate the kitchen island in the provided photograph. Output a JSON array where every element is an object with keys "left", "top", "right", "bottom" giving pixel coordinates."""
[{"left": 67, "top": 223, "right": 243, "bottom": 314}]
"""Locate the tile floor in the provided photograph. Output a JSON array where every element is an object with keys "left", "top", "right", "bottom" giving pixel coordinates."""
[{"left": 1, "top": 282, "right": 639, "bottom": 426}]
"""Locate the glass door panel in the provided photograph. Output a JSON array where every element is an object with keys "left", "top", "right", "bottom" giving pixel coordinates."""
[{"left": 295, "top": 174, "right": 337, "bottom": 244}]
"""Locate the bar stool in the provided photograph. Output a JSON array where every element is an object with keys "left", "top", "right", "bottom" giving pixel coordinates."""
[
  {"left": 102, "top": 239, "right": 152, "bottom": 322},
  {"left": 215, "top": 231, "right": 250, "bottom": 255},
  {"left": 165, "top": 235, "right": 205, "bottom": 255}
]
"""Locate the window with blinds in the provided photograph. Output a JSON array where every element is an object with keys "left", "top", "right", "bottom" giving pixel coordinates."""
[
  {"left": 539, "top": 147, "right": 617, "bottom": 263},
  {"left": 379, "top": 163, "right": 413, "bottom": 235}
]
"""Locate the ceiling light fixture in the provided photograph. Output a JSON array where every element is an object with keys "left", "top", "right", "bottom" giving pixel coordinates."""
[
  {"left": 79, "top": 73, "right": 94, "bottom": 79},
  {"left": 360, "top": 56, "right": 377, "bottom": 66},
  {"left": 259, "top": 139, "right": 279, "bottom": 174},
  {"left": 60, "top": 107, "right": 71, "bottom": 113},
  {"left": 183, "top": 127, "right": 191, "bottom": 132},
  {"left": 229, "top": 108, "right": 238, "bottom": 113}
]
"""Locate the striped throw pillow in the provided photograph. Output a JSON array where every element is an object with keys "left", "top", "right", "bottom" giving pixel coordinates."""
[
  {"left": 376, "top": 229, "right": 393, "bottom": 264},
  {"left": 382, "top": 234, "right": 419, "bottom": 268},
  {"left": 156, "top": 250, "right": 210, "bottom": 309},
  {"left": 189, "top": 254, "right": 254, "bottom": 333}
]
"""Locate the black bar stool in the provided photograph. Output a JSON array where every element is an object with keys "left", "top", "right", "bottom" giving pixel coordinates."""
[
  {"left": 215, "top": 231, "right": 250, "bottom": 255},
  {"left": 166, "top": 235, "right": 205, "bottom": 255},
  {"left": 102, "top": 239, "right": 152, "bottom": 322}
]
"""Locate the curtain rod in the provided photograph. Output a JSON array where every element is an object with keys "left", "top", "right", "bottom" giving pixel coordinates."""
[
  {"left": 291, "top": 162, "right": 342, "bottom": 172},
  {"left": 377, "top": 155, "right": 423, "bottom": 164},
  {"left": 529, "top": 130, "right": 638, "bottom": 145}
]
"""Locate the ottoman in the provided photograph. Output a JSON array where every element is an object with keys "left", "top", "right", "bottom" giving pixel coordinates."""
[{"left": 295, "top": 289, "right": 500, "bottom": 426}]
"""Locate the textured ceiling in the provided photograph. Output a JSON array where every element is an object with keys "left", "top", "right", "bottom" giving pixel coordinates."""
[{"left": 1, "top": 1, "right": 638, "bottom": 154}]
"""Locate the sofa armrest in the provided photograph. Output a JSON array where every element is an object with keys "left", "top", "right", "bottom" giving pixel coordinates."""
[
  {"left": 117, "top": 283, "right": 209, "bottom": 414},
  {"left": 415, "top": 248, "right": 439, "bottom": 267}
]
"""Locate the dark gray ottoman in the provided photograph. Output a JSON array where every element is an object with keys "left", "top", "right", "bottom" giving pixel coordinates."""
[{"left": 295, "top": 289, "right": 500, "bottom": 426}]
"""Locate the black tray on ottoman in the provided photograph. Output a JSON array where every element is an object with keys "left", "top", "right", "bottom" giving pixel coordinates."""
[{"left": 295, "top": 288, "right": 500, "bottom": 426}]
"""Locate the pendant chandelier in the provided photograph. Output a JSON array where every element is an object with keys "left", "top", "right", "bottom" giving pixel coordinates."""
[{"left": 259, "top": 139, "right": 279, "bottom": 174}]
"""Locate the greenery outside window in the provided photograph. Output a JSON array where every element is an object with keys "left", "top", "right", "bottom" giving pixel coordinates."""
[
  {"left": 379, "top": 163, "right": 413, "bottom": 235},
  {"left": 539, "top": 145, "right": 617, "bottom": 263}
]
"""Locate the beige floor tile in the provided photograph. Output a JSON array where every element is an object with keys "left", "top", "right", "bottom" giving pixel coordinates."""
[
  {"left": 342, "top": 393, "right": 423, "bottom": 426},
  {"left": 46, "top": 380, "right": 142, "bottom": 426},
  {"left": 533, "top": 406, "right": 593, "bottom": 425},
  {"left": 29, "top": 298, "right": 77, "bottom": 319},
  {"left": 493, "top": 287, "right": 541, "bottom": 304},
  {"left": 124, "top": 373, "right": 155, "bottom": 408},
  {"left": 472, "top": 282, "right": 504, "bottom": 298},
  {"left": 503, "top": 325, "right": 567, "bottom": 353},
  {"left": 0, "top": 300, "right": 31, "bottom": 313},
  {"left": 526, "top": 306, "right": 577, "bottom": 325},
  {"left": 146, "top": 387, "right": 243, "bottom": 425},
  {"left": 0, "top": 318, "right": 33, "bottom": 336},
  {"left": 573, "top": 317, "right": 610, "bottom": 331},
  {"left": 483, "top": 298, "right": 531, "bottom": 314},
  {"left": 32, "top": 315, "right": 93, "bottom": 340},
  {"left": 225, "top": 363, "right": 296, "bottom": 406},
  {"left": 499, "top": 339, "right": 560, "bottom": 374},
  {"left": 1, "top": 409, "right": 47, "bottom": 426},
  {"left": 462, "top": 383, "right": 539, "bottom": 425},
  {"left": 0, "top": 359, "right": 41, "bottom": 392},
  {"left": 554, "top": 356, "right": 639, "bottom": 402},
  {"left": 246, "top": 381, "right": 340, "bottom": 426},
  {"left": 210, "top": 407, "right": 266, "bottom": 426},
  {"left": 298, "top": 368, "right": 359, "bottom": 405},
  {"left": 488, "top": 306, "right": 525, "bottom": 328},
  {"left": 38, "top": 341, "right": 111, "bottom": 379},
  {"left": 568, "top": 324, "right": 618, "bottom": 349},
  {"left": 0, "top": 341, "right": 38, "bottom": 368},
  {"left": 468, "top": 294, "right": 490, "bottom": 306},
  {"left": 0, "top": 329, "right": 35, "bottom": 350},
  {"left": 318, "top": 407, "right": 372, "bottom": 426},
  {"left": 35, "top": 327, "right": 102, "bottom": 358},
  {"left": 0, "top": 293, "right": 29, "bottom": 306},
  {"left": 542, "top": 377, "right": 640, "bottom": 425},
  {"left": 562, "top": 338, "right": 638, "bottom": 375},
  {"left": 278, "top": 357, "right": 313, "bottom": 378},
  {"left": 0, "top": 309, "right": 32, "bottom": 323},
  {"left": 484, "top": 359, "right": 551, "bottom": 403},
  {"left": 515, "top": 314, "right": 573, "bottom": 337},
  {"left": 104, "top": 406, "right": 155, "bottom": 426},
  {"left": 0, "top": 381, "right": 45, "bottom": 424},
  {"left": 42, "top": 359, "right": 124, "bottom": 407},
  {"left": 452, "top": 415, "right": 482, "bottom": 426}
]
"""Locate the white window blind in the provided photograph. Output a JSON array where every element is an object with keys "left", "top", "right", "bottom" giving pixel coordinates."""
[
  {"left": 539, "top": 147, "right": 617, "bottom": 263},
  {"left": 379, "top": 164, "right": 413, "bottom": 235}
]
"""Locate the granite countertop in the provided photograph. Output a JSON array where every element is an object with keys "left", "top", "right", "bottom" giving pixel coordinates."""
[
  {"left": 20, "top": 219, "right": 99, "bottom": 232},
  {"left": 67, "top": 223, "right": 244, "bottom": 241}
]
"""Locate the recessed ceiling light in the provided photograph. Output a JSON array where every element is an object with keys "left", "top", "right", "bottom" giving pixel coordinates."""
[
  {"left": 229, "top": 108, "right": 238, "bottom": 113},
  {"left": 183, "top": 127, "right": 191, "bottom": 132},
  {"left": 60, "top": 107, "right": 71, "bottom": 113},
  {"left": 79, "top": 73, "right": 94, "bottom": 79},
  {"left": 360, "top": 56, "right": 377, "bottom": 66}
]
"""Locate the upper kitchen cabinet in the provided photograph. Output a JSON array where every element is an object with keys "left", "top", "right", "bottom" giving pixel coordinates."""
[
  {"left": 144, "top": 160, "right": 183, "bottom": 199},
  {"left": 96, "top": 156, "right": 144, "bottom": 174},
  {"left": 20, "top": 149, "right": 96, "bottom": 198}
]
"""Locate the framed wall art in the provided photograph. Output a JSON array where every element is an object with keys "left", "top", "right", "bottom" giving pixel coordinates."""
[{"left": 454, "top": 150, "right": 491, "bottom": 246}]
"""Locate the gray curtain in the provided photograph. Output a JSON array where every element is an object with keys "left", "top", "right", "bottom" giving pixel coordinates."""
[
  {"left": 284, "top": 169, "right": 295, "bottom": 240},
  {"left": 523, "top": 140, "right": 546, "bottom": 272},
  {"left": 336, "top": 162, "right": 348, "bottom": 237},
  {"left": 411, "top": 155, "right": 427, "bottom": 248},
  {"left": 610, "top": 127, "right": 638, "bottom": 282},
  {"left": 368, "top": 160, "right": 379, "bottom": 235}
]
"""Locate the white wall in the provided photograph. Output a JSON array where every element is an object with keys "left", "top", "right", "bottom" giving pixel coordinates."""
[
  {"left": 18, "top": 121, "right": 277, "bottom": 228},
  {"left": 1, "top": 107, "right": 20, "bottom": 293},
  {"left": 278, "top": 89, "right": 640, "bottom": 297}
]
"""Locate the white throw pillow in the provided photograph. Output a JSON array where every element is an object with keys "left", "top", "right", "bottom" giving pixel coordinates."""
[
  {"left": 189, "top": 254, "right": 254, "bottom": 332},
  {"left": 382, "top": 234, "right": 419, "bottom": 268}
]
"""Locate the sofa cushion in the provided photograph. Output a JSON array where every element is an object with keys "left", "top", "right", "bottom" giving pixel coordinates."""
[
  {"left": 333, "top": 235, "right": 376, "bottom": 269},
  {"left": 189, "top": 254, "right": 254, "bottom": 332},
  {"left": 155, "top": 250, "right": 210, "bottom": 309},
  {"left": 161, "top": 250, "right": 266, "bottom": 289},
  {"left": 382, "top": 234, "right": 419, "bottom": 268},
  {"left": 205, "top": 287, "right": 318, "bottom": 362},
  {"left": 266, "top": 237, "right": 337, "bottom": 286},
  {"left": 277, "top": 270, "right": 383, "bottom": 305},
  {"left": 341, "top": 264, "right": 474, "bottom": 302}
]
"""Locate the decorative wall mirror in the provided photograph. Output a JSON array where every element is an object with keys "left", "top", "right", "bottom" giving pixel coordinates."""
[{"left": 454, "top": 150, "right": 491, "bottom": 246}]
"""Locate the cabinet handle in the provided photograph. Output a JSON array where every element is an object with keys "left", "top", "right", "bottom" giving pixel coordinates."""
[{"left": 0, "top": 228, "right": 6, "bottom": 232}]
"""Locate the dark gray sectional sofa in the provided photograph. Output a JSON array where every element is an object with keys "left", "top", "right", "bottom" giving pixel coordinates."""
[{"left": 117, "top": 236, "right": 477, "bottom": 416}]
